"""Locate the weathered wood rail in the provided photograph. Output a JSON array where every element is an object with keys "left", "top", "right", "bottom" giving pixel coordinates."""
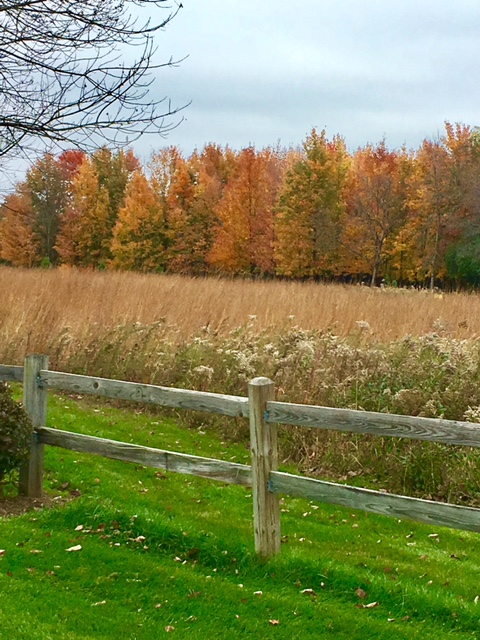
[{"left": 3, "top": 354, "right": 480, "bottom": 557}]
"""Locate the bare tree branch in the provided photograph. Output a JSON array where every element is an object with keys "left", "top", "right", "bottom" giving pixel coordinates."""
[{"left": 0, "top": 0, "right": 188, "bottom": 158}]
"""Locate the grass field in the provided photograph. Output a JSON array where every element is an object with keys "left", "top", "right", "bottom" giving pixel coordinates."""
[
  {"left": 3, "top": 267, "right": 480, "bottom": 504},
  {"left": 2, "top": 391, "right": 480, "bottom": 639},
  {"left": 0, "top": 266, "right": 478, "bottom": 349}
]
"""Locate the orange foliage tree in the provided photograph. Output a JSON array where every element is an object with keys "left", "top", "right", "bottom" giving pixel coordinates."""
[
  {"left": 165, "top": 144, "right": 234, "bottom": 274},
  {"left": 341, "top": 141, "right": 409, "bottom": 285},
  {"left": 208, "top": 146, "right": 283, "bottom": 275},
  {"left": 0, "top": 192, "right": 39, "bottom": 266}
]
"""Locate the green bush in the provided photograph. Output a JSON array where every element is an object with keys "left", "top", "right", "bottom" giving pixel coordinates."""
[{"left": 0, "top": 384, "right": 33, "bottom": 480}]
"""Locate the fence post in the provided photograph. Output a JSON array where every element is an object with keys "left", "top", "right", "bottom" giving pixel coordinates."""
[
  {"left": 248, "top": 376, "right": 280, "bottom": 558},
  {"left": 19, "top": 354, "right": 48, "bottom": 498}
]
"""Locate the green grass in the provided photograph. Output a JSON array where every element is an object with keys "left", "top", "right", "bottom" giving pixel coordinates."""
[{"left": 1, "top": 393, "right": 480, "bottom": 639}]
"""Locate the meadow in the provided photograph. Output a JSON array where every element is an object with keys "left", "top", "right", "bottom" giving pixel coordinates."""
[
  {"left": 0, "top": 266, "right": 476, "bottom": 346},
  {"left": 4, "top": 267, "right": 480, "bottom": 638},
  {"left": 2, "top": 266, "right": 480, "bottom": 503}
]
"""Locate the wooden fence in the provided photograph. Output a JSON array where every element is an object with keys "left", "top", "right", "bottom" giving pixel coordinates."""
[{"left": 3, "top": 354, "right": 480, "bottom": 558}]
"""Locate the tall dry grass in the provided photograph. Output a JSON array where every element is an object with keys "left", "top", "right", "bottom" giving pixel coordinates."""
[
  {"left": 0, "top": 266, "right": 478, "bottom": 355},
  {"left": 4, "top": 266, "right": 480, "bottom": 504}
]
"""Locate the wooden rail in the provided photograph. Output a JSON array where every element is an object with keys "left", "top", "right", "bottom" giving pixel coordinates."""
[
  {"left": 3, "top": 356, "right": 480, "bottom": 558},
  {"left": 38, "top": 370, "right": 249, "bottom": 418},
  {"left": 266, "top": 400, "right": 480, "bottom": 448},
  {"left": 37, "top": 427, "right": 252, "bottom": 486},
  {"left": 0, "top": 365, "right": 23, "bottom": 383}
]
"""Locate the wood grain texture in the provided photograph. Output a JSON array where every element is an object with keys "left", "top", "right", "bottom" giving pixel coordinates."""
[
  {"left": 36, "top": 427, "right": 252, "bottom": 486},
  {"left": 266, "top": 401, "right": 480, "bottom": 447},
  {"left": 270, "top": 471, "right": 480, "bottom": 533},
  {"left": 249, "top": 377, "right": 281, "bottom": 558},
  {"left": 19, "top": 355, "right": 48, "bottom": 498},
  {"left": 39, "top": 370, "right": 249, "bottom": 418},
  {"left": 0, "top": 365, "right": 24, "bottom": 382}
]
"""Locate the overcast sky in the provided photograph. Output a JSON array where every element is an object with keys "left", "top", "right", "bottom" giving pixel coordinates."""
[
  {"left": 137, "top": 0, "right": 480, "bottom": 161},
  {"left": 3, "top": 0, "right": 480, "bottom": 191}
]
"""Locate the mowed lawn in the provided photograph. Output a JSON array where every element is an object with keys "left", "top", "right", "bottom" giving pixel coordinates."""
[{"left": 1, "top": 392, "right": 480, "bottom": 639}]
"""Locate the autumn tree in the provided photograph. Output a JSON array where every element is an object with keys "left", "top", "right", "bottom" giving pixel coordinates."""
[
  {"left": 56, "top": 157, "right": 111, "bottom": 267},
  {"left": 91, "top": 147, "right": 139, "bottom": 227},
  {"left": 340, "top": 141, "right": 408, "bottom": 285},
  {"left": 164, "top": 144, "right": 235, "bottom": 274},
  {"left": 56, "top": 146, "right": 141, "bottom": 266},
  {"left": 110, "top": 171, "right": 166, "bottom": 271},
  {"left": 57, "top": 150, "right": 87, "bottom": 181},
  {"left": 392, "top": 139, "right": 454, "bottom": 287},
  {"left": 0, "top": 192, "right": 38, "bottom": 266},
  {"left": 19, "top": 152, "right": 71, "bottom": 265},
  {"left": 275, "top": 129, "right": 348, "bottom": 278},
  {"left": 441, "top": 123, "right": 480, "bottom": 286},
  {"left": 208, "top": 147, "right": 283, "bottom": 275},
  {"left": 163, "top": 154, "right": 201, "bottom": 273}
]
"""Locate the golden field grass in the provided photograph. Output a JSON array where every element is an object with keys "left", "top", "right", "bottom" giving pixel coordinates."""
[
  {"left": 3, "top": 266, "right": 480, "bottom": 503},
  {"left": 0, "top": 266, "right": 477, "bottom": 350}
]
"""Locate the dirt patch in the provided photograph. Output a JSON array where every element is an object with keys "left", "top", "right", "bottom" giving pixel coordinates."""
[
  {"left": 0, "top": 493, "right": 77, "bottom": 519},
  {"left": 0, "top": 496, "right": 54, "bottom": 519}
]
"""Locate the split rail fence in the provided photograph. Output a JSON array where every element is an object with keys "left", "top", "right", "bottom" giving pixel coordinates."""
[{"left": 3, "top": 354, "right": 480, "bottom": 558}]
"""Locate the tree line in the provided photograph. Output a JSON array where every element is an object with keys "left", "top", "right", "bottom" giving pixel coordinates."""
[{"left": 2, "top": 122, "right": 480, "bottom": 288}]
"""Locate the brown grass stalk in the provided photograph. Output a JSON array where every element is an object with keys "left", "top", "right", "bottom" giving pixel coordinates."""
[
  {"left": 0, "top": 267, "right": 478, "bottom": 354},
  {"left": 5, "top": 267, "right": 480, "bottom": 504}
]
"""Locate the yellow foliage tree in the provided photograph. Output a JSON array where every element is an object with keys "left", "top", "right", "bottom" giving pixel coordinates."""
[
  {"left": 56, "top": 157, "right": 110, "bottom": 267},
  {"left": 110, "top": 171, "right": 166, "bottom": 271}
]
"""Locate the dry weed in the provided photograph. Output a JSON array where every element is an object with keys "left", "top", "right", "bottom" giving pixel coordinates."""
[{"left": 3, "top": 267, "right": 480, "bottom": 504}]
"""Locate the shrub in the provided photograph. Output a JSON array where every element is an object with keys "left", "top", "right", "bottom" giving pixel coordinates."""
[{"left": 0, "top": 384, "right": 33, "bottom": 481}]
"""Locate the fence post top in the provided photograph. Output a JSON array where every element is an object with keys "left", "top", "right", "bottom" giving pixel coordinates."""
[{"left": 249, "top": 377, "right": 274, "bottom": 387}]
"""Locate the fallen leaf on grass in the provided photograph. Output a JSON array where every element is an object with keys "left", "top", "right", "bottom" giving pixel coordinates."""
[
  {"left": 30, "top": 549, "right": 42, "bottom": 554},
  {"left": 300, "top": 588, "right": 317, "bottom": 597},
  {"left": 355, "top": 588, "right": 367, "bottom": 599},
  {"left": 355, "top": 602, "right": 379, "bottom": 609},
  {"left": 66, "top": 545, "right": 82, "bottom": 552},
  {"left": 269, "top": 619, "right": 280, "bottom": 626},
  {"left": 165, "top": 626, "right": 175, "bottom": 632},
  {"left": 91, "top": 600, "right": 106, "bottom": 606},
  {"left": 0, "top": 550, "right": 5, "bottom": 557}
]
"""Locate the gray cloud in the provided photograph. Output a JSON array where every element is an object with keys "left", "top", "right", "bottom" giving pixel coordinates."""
[{"left": 139, "top": 0, "right": 480, "bottom": 157}]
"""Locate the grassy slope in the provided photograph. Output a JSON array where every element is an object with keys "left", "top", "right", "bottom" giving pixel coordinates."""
[{"left": 1, "top": 393, "right": 480, "bottom": 639}]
